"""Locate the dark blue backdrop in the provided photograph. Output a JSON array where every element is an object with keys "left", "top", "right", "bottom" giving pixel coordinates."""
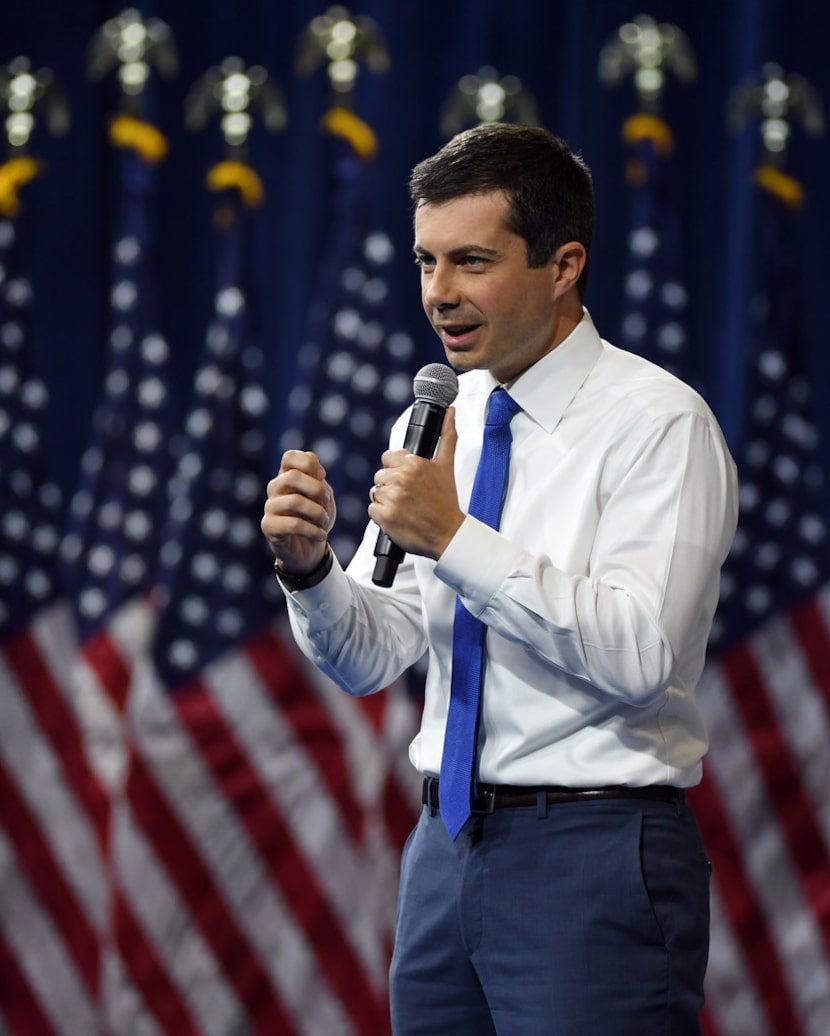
[{"left": 7, "top": 0, "right": 830, "bottom": 511}]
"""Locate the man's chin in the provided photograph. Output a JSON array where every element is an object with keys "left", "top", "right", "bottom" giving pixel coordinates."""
[{"left": 442, "top": 346, "right": 478, "bottom": 372}]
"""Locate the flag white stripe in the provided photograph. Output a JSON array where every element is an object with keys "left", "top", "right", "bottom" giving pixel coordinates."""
[
  {"left": 751, "top": 612, "right": 830, "bottom": 849},
  {"left": 0, "top": 637, "right": 107, "bottom": 930},
  {"left": 0, "top": 829, "right": 99, "bottom": 1036},
  {"left": 706, "top": 880, "right": 773, "bottom": 1036},
  {"left": 102, "top": 945, "right": 164, "bottom": 1036},
  {"left": 106, "top": 597, "right": 157, "bottom": 662},
  {"left": 58, "top": 599, "right": 155, "bottom": 796},
  {"left": 70, "top": 651, "right": 128, "bottom": 795}
]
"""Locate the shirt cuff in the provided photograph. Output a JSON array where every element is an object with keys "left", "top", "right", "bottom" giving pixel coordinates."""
[
  {"left": 280, "top": 549, "right": 352, "bottom": 630},
  {"left": 434, "top": 514, "right": 526, "bottom": 614}
]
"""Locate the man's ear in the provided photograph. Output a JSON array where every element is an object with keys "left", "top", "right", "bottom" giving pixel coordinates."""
[{"left": 551, "top": 241, "right": 587, "bottom": 298}]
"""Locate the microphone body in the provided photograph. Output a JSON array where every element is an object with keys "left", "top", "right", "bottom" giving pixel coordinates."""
[{"left": 372, "top": 364, "right": 459, "bottom": 587}]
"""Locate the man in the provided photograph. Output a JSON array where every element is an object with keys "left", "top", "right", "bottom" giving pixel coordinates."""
[{"left": 262, "top": 123, "right": 738, "bottom": 1035}]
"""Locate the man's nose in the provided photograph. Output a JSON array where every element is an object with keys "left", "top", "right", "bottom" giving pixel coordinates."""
[{"left": 423, "top": 264, "right": 459, "bottom": 309}]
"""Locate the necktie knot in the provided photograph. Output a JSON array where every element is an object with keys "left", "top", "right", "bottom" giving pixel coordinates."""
[{"left": 485, "top": 387, "right": 520, "bottom": 428}]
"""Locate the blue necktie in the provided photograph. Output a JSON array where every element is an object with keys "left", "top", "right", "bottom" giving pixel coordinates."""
[{"left": 440, "top": 387, "right": 520, "bottom": 839}]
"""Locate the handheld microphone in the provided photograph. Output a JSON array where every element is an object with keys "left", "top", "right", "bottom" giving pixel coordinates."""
[{"left": 372, "top": 363, "right": 459, "bottom": 587}]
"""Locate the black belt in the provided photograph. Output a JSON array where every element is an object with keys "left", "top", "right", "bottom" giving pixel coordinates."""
[{"left": 422, "top": 777, "right": 685, "bottom": 813}]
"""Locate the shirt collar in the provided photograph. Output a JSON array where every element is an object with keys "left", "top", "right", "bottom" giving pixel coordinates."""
[{"left": 502, "top": 308, "right": 604, "bottom": 434}]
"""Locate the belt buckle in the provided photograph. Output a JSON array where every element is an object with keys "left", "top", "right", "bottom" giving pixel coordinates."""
[{"left": 473, "top": 783, "right": 497, "bottom": 814}]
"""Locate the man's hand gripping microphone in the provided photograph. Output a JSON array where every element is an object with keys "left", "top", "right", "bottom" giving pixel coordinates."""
[{"left": 372, "top": 363, "right": 459, "bottom": 587}]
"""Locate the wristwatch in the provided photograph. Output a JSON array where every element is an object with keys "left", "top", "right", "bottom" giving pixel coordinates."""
[{"left": 274, "top": 543, "right": 333, "bottom": 592}]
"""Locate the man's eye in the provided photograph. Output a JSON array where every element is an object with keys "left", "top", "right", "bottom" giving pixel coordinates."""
[{"left": 414, "top": 256, "right": 434, "bottom": 269}]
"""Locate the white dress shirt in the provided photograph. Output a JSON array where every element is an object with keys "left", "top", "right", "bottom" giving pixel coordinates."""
[{"left": 283, "top": 311, "right": 739, "bottom": 789}]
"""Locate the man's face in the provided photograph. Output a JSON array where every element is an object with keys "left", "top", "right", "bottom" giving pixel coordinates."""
[{"left": 413, "top": 190, "right": 561, "bottom": 383}]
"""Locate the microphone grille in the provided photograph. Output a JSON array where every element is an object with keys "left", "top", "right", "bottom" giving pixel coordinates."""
[{"left": 413, "top": 363, "right": 459, "bottom": 408}]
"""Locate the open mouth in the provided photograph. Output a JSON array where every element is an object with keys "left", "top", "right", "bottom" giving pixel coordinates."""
[{"left": 439, "top": 324, "right": 479, "bottom": 340}]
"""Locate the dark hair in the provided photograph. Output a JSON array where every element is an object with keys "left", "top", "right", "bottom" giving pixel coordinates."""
[{"left": 409, "top": 123, "right": 594, "bottom": 299}]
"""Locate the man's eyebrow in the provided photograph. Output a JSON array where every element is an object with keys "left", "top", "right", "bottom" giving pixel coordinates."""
[{"left": 412, "top": 244, "right": 501, "bottom": 259}]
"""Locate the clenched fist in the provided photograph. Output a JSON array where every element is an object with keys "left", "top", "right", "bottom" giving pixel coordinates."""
[{"left": 261, "top": 450, "right": 336, "bottom": 576}]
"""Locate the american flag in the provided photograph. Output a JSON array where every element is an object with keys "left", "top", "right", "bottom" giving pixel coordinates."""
[
  {"left": 282, "top": 111, "right": 424, "bottom": 833},
  {"left": 688, "top": 169, "right": 830, "bottom": 1036},
  {"left": 57, "top": 127, "right": 181, "bottom": 1032},
  {"left": 0, "top": 194, "right": 109, "bottom": 1031},
  {"left": 617, "top": 114, "right": 692, "bottom": 379},
  {"left": 105, "top": 155, "right": 419, "bottom": 1034},
  {"left": 59, "top": 134, "right": 180, "bottom": 804},
  {"left": 281, "top": 116, "right": 416, "bottom": 566}
]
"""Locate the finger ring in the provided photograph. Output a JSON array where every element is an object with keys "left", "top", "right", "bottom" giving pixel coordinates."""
[{"left": 370, "top": 485, "right": 378, "bottom": 502}]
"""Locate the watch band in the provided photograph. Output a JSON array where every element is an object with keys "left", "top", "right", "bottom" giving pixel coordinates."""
[{"left": 274, "top": 544, "right": 333, "bottom": 592}]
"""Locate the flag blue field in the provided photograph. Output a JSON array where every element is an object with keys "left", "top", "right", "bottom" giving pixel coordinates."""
[
  {"left": 59, "top": 133, "right": 180, "bottom": 804},
  {"left": 617, "top": 115, "right": 692, "bottom": 379},
  {"left": 281, "top": 122, "right": 417, "bottom": 568}
]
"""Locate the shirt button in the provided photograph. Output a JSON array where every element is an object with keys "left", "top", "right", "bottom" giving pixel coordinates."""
[{"left": 319, "top": 601, "right": 329, "bottom": 611}]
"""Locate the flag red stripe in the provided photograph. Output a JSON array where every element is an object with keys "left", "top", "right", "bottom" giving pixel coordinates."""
[
  {"left": 81, "top": 626, "right": 132, "bottom": 713},
  {"left": 175, "top": 677, "right": 389, "bottom": 1036},
  {"left": 247, "top": 628, "right": 366, "bottom": 842},
  {"left": 357, "top": 692, "right": 387, "bottom": 733},
  {"left": 3, "top": 632, "right": 109, "bottom": 846},
  {"left": 112, "top": 888, "right": 202, "bottom": 1036},
  {"left": 358, "top": 691, "right": 419, "bottom": 848},
  {"left": 124, "top": 745, "right": 297, "bottom": 1036},
  {"left": 698, "top": 1004, "right": 722, "bottom": 1036},
  {"left": 381, "top": 770, "right": 418, "bottom": 853},
  {"left": 723, "top": 643, "right": 830, "bottom": 949},
  {"left": 0, "top": 760, "right": 101, "bottom": 999},
  {"left": 790, "top": 595, "right": 830, "bottom": 711},
  {"left": 688, "top": 774, "right": 804, "bottom": 1034},
  {"left": 0, "top": 928, "right": 59, "bottom": 1036}
]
